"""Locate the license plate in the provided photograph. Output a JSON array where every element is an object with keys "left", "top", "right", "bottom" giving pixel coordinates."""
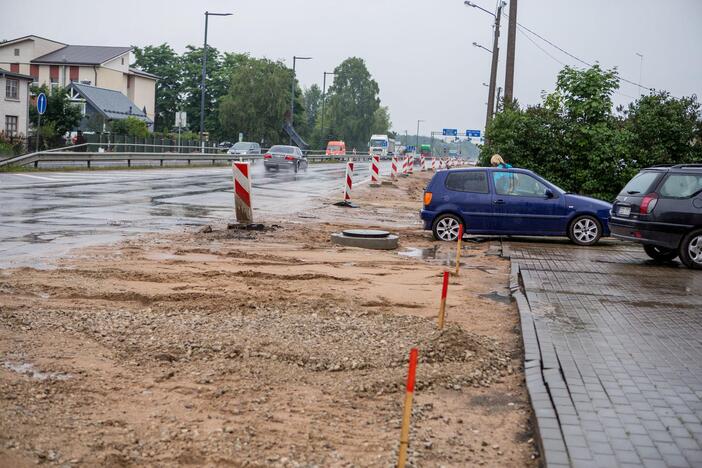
[{"left": 618, "top": 206, "right": 631, "bottom": 217}]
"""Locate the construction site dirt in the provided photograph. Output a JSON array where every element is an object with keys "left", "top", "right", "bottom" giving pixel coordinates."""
[{"left": 0, "top": 171, "right": 538, "bottom": 467}]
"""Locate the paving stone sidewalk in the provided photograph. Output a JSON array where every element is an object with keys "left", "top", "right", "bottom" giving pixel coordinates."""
[{"left": 508, "top": 240, "right": 702, "bottom": 468}]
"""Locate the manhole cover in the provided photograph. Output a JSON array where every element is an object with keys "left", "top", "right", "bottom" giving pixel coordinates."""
[{"left": 342, "top": 229, "right": 390, "bottom": 238}]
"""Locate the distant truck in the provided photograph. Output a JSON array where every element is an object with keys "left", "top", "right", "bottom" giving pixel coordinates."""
[
  {"left": 325, "top": 140, "right": 346, "bottom": 156},
  {"left": 369, "top": 134, "right": 395, "bottom": 157}
]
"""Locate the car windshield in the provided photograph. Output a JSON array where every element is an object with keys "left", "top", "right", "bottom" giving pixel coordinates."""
[
  {"left": 327, "top": 145, "right": 341, "bottom": 151},
  {"left": 659, "top": 174, "right": 702, "bottom": 198},
  {"left": 370, "top": 139, "right": 387, "bottom": 147},
  {"left": 619, "top": 171, "right": 661, "bottom": 195},
  {"left": 232, "top": 142, "right": 251, "bottom": 150},
  {"left": 269, "top": 146, "right": 296, "bottom": 154}
]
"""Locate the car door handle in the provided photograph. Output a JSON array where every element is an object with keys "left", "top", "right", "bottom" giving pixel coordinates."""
[{"left": 493, "top": 199, "right": 505, "bottom": 205}]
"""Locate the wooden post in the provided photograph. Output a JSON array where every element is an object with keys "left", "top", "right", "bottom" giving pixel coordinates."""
[
  {"left": 397, "top": 348, "right": 419, "bottom": 468},
  {"left": 437, "top": 271, "right": 449, "bottom": 329},
  {"left": 454, "top": 224, "right": 464, "bottom": 276}
]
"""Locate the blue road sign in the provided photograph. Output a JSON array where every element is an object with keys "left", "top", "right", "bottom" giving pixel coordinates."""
[
  {"left": 406, "top": 145, "right": 416, "bottom": 152},
  {"left": 37, "top": 93, "right": 47, "bottom": 115},
  {"left": 465, "top": 129, "right": 481, "bottom": 138},
  {"left": 442, "top": 128, "right": 458, "bottom": 137}
]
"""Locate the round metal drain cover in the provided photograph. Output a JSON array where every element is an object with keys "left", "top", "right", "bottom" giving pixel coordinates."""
[{"left": 342, "top": 229, "right": 390, "bottom": 238}]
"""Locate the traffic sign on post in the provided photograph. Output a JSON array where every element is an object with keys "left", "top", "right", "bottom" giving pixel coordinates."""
[
  {"left": 465, "top": 129, "right": 481, "bottom": 138},
  {"left": 442, "top": 128, "right": 458, "bottom": 137},
  {"left": 37, "top": 93, "right": 47, "bottom": 115}
]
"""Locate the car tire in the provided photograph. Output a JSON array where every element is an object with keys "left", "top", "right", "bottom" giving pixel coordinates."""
[
  {"left": 294, "top": 161, "right": 299, "bottom": 173},
  {"left": 432, "top": 214, "right": 463, "bottom": 242},
  {"left": 568, "top": 215, "right": 602, "bottom": 246},
  {"left": 643, "top": 244, "right": 678, "bottom": 262},
  {"left": 678, "top": 229, "right": 702, "bottom": 270},
  {"left": 264, "top": 165, "right": 272, "bottom": 172}
]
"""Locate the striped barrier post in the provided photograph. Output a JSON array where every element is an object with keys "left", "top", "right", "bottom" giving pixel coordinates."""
[
  {"left": 408, "top": 154, "right": 414, "bottom": 175},
  {"left": 343, "top": 160, "right": 354, "bottom": 203},
  {"left": 402, "top": 155, "right": 408, "bottom": 176},
  {"left": 437, "top": 271, "right": 449, "bottom": 329},
  {"left": 420, "top": 153, "right": 426, "bottom": 171},
  {"left": 397, "top": 348, "right": 419, "bottom": 468},
  {"left": 431, "top": 157, "right": 436, "bottom": 172},
  {"left": 371, "top": 154, "right": 380, "bottom": 186},
  {"left": 391, "top": 155, "right": 398, "bottom": 181},
  {"left": 233, "top": 161, "right": 253, "bottom": 224}
]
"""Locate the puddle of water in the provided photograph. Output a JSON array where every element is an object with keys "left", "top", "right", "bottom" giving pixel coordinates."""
[
  {"left": 3, "top": 362, "right": 72, "bottom": 381},
  {"left": 478, "top": 291, "right": 512, "bottom": 304},
  {"left": 399, "top": 246, "right": 478, "bottom": 267},
  {"left": 399, "top": 246, "right": 440, "bottom": 260}
]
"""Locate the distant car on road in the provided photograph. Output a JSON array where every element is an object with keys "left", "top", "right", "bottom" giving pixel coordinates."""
[
  {"left": 263, "top": 145, "right": 308, "bottom": 173},
  {"left": 218, "top": 141, "right": 234, "bottom": 149},
  {"left": 325, "top": 140, "right": 346, "bottom": 156},
  {"left": 610, "top": 164, "right": 702, "bottom": 269},
  {"left": 420, "top": 167, "right": 612, "bottom": 245},
  {"left": 228, "top": 142, "right": 261, "bottom": 155}
]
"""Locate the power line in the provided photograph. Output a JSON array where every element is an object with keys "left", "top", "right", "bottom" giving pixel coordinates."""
[{"left": 501, "top": 10, "right": 654, "bottom": 92}]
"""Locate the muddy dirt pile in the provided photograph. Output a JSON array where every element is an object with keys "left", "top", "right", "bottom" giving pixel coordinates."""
[{"left": 1, "top": 170, "right": 538, "bottom": 467}]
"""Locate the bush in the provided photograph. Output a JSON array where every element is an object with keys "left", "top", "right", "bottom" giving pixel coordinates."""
[{"left": 110, "top": 117, "right": 149, "bottom": 138}]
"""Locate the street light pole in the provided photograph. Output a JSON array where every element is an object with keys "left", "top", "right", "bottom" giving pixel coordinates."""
[
  {"left": 290, "top": 55, "right": 312, "bottom": 144},
  {"left": 636, "top": 52, "right": 644, "bottom": 96},
  {"left": 504, "top": 0, "right": 518, "bottom": 103},
  {"left": 416, "top": 119, "right": 424, "bottom": 154},
  {"left": 321, "top": 71, "right": 335, "bottom": 147},
  {"left": 200, "top": 11, "right": 232, "bottom": 149}
]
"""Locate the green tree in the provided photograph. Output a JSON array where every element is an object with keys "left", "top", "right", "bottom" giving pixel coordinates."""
[
  {"left": 131, "top": 43, "right": 181, "bottom": 132},
  {"left": 110, "top": 116, "right": 149, "bottom": 138},
  {"left": 324, "top": 57, "right": 381, "bottom": 150},
  {"left": 29, "top": 85, "right": 82, "bottom": 148},
  {"left": 302, "top": 84, "right": 322, "bottom": 135},
  {"left": 371, "top": 106, "right": 392, "bottom": 135},
  {"left": 218, "top": 57, "right": 292, "bottom": 145}
]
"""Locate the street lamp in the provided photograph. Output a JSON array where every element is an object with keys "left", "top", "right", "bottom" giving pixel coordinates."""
[
  {"left": 464, "top": 1, "right": 495, "bottom": 17},
  {"left": 416, "top": 119, "right": 424, "bottom": 154},
  {"left": 200, "top": 11, "right": 232, "bottom": 148},
  {"left": 473, "top": 42, "right": 492, "bottom": 54},
  {"left": 320, "top": 71, "right": 335, "bottom": 147},
  {"left": 635, "top": 52, "right": 644, "bottom": 96},
  {"left": 290, "top": 55, "right": 312, "bottom": 144}
]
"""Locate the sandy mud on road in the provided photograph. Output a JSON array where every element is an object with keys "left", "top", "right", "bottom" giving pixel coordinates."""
[{"left": 0, "top": 171, "right": 537, "bottom": 467}]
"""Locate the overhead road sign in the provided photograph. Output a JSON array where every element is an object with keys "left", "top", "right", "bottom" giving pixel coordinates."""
[
  {"left": 442, "top": 128, "right": 458, "bottom": 137},
  {"left": 465, "top": 129, "right": 481, "bottom": 138}
]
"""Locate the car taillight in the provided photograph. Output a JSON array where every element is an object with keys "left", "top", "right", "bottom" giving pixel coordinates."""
[
  {"left": 285, "top": 156, "right": 295, "bottom": 161},
  {"left": 423, "top": 192, "right": 433, "bottom": 206},
  {"left": 264, "top": 154, "right": 272, "bottom": 159},
  {"left": 640, "top": 193, "right": 658, "bottom": 214}
]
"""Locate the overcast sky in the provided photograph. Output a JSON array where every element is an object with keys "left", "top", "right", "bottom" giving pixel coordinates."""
[{"left": 2, "top": 0, "right": 701, "bottom": 138}]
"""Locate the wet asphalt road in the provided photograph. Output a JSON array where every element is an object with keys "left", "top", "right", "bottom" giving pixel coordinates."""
[{"left": 0, "top": 161, "right": 391, "bottom": 268}]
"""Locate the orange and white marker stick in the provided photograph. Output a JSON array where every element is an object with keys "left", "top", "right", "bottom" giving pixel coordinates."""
[
  {"left": 437, "top": 271, "right": 449, "bottom": 329},
  {"left": 397, "top": 348, "right": 419, "bottom": 468},
  {"left": 454, "top": 224, "right": 464, "bottom": 276}
]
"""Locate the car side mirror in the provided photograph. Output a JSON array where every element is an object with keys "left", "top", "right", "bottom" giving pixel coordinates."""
[{"left": 545, "top": 189, "right": 554, "bottom": 199}]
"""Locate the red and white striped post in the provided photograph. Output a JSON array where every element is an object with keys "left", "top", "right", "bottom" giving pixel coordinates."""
[
  {"left": 408, "top": 154, "right": 414, "bottom": 175},
  {"left": 233, "top": 161, "right": 253, "bottom": 224},
  {"left": 391, "top": 155, "right": 398, "bottom": 181},
  {"left": 342, "top": 160, "right": 354, "bottom": 203},
  {"left": 397, "top": 348, "right": 419, "bottom": 468},
  {"left": 371, "top": 154, "right": 380, "bottom": 187},
  {"left": 402, "top": 155, "right": 408, "bottom": 176},
  {"left": 431, "top": 157, "right": 436, "bottom": 172},
  {"left": 437, "top": 271, "right": 450, "bottom": 329},
  {"left": 420, "top": 153, "right": 426, "bottom": 171}
]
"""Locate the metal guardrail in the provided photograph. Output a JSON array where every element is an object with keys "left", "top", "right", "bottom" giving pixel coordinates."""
[{"left": 0, "top": 150, "right": 381, "bottom": 169}]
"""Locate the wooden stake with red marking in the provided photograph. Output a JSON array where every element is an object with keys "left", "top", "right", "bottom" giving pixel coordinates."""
[
  {"left": 397, "top": 348, "right": 419, "bottom": 468},
  {"left": 454, "top": 224, "right": 464, "bottom": 276},
  {"left": 437, "top": 271, "right": 449, "bottom": 329}
]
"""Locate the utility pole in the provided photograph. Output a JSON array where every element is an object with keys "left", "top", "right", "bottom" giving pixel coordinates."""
[
  {"left": 321, "top": 71, "right": 335, "bottom": 148},
  {"left": 496, "top": 87, "right": 502, "bottom": 114},
  {"left": 289, "top": 56, "right": 312, "bottom": 145},
  {"left": 200, "top": 11, "right": 232, "bottom": 150},
  {"left": 504, "top": 0, "right": 517, "bottom": 104},
  {"left": 636, "top": 52, "right": 644, "bottom": 96},
  {"left": 485, "top": 2, "right": 504, "bottom": 134},
  {"left": 416, "top": 120, "right": 424, "bottom": 154}
]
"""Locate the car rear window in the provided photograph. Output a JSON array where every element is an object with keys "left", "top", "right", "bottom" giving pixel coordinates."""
[
  {"left": 659, "top": 174, "right": 702, "bottom": 198},
  {"left": 619, "top": 171, "right": 662, "bottom": 195},
  {"left": 445, "top": 171, "right": 489, "bottom": 193},
  {"left": 269, "top": 145, "right": 295, "bottom": 154}
]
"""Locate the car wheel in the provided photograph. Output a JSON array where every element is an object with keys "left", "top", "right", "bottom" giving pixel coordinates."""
[
  {"left": 264, "top": 165, "right": 272, "bottom": 172},
  {"left": 294, "top": 161, "right": 299, "bottom": 173},
  {"left": 679, "top": 229, "right": 702, "bottom": 270},
  {"left": 643, "top": 244, "right": 678, "bottom": 262},
  {"left": 432, "top": 214, "right": 463, "bottom": 242},
  {"left": 568, "top": 215, "right": 602, "bottom": 246}
]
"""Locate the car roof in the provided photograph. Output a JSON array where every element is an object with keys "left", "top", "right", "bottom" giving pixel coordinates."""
[{"left": 643, "top": 164, "right": 702, "bottom": 172}]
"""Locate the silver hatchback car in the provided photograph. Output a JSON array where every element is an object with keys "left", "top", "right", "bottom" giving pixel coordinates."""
[{"left": 263, "top": 145, "right": 308, "bottom": 173}]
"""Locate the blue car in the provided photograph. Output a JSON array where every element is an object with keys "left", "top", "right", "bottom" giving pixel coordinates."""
[{"left": 420, "top": 167, "right": 612, "bottom": 245}]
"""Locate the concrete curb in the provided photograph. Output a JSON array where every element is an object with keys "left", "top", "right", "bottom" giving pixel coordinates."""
[{"left": 505, "top": 246, "right": 570, "bottom": 468}]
